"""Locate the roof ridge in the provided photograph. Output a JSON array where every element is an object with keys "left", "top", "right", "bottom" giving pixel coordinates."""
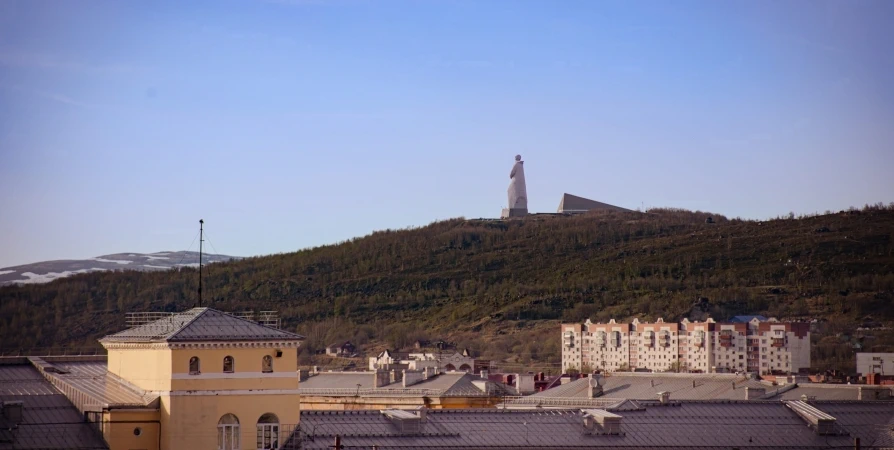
[
  {"left": 210, "top": 308, "right": 298, "bottom": 335},
  {"left": 166, "top": 308, "right": 212, "bottom": 341}
]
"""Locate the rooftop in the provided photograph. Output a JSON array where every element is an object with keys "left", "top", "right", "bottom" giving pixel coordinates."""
[
  {"left": 296, "top": 401, "right": 894, "bottom": 449},
  {"left": 100, "top": 307, "right": 304, "bottom": 343},
  {"left": 299, "top": 371, "right": 515, "bottom": 398},
  {"left": 0, "top": 362, "right": 108, "bottom": 449},
  {"left": 523, "top": 372, "right": 890, "bottom": 404},
  {"left": 29, "top": 359, "right": 158, "bottom": 410}
]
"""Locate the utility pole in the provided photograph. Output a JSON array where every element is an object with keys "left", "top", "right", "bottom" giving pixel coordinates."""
[{"left": 198, "top": 219, "right": 204, "bottom": 307}]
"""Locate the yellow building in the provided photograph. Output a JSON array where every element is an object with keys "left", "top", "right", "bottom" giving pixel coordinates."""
[{"left": 32, "top": 307, "right": 304, "bottom": 450}]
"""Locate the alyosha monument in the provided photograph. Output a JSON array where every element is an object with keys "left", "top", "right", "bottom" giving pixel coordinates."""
[{"left": 501, "top": 154, "right": 528, "bottom": 218}]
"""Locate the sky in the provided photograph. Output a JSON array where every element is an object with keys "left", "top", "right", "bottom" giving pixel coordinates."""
[{"left": 1, "top": 0, "right": 892, "bottom": 268}]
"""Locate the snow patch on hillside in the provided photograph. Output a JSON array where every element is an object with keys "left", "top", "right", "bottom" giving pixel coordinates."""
[
  {"left": 15, "top": 268, "right": 107, "bottom": 284},
  {"left": 93, "top": 258, "right": 132, "bottom": 264}
]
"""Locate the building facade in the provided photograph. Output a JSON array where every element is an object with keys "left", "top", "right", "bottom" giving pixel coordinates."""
[
  {"left": 562, "top": 317, "right": 810, "bottom": 375},
  {"left": 96, "top": 307, "right": 305, "bottom": 450},
  {"left": 856, "top": 353, "right": 894, "bottom": 377}
]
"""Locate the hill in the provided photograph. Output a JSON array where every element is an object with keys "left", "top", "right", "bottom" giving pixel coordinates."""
[
  {"left": 1, "top": 205, "right": 893, "bottom": 374},
  {"left": 0, "top": 251, "right": 240, "bottom": 285}
]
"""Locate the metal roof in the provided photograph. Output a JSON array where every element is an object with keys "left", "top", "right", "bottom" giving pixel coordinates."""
[
  {"left": 533, "top": 373, "right": 770, "bottom": 401},
  {"left": 731, "top": 315, "right": 769, "bottom": 323},
  {"left": 100, "top": 307, "right": 304, "bottom": 343},
  {"left": 0, "top": 364, "right": 108, "bottom": 449},
  {"left": 33, "top": 360, "right": 158, "bottom": 408},
  {"left": 296, "top": 402, "right": 894, "bottom": 449},
  {"left": 772, "top": 384, "right": 863, "bottom": 401},
  {"left": 299, "top": 372, "right": 515, "bottom": 398}
]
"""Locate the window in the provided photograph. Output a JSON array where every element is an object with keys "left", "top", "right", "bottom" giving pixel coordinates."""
[
  {"left": 262, "top": 355, "right": 273, "bottom": 373},
  {"left": 189, "top": 356, "right": 201, "bottom": 375},
  {"left": 257, "top": 413, "right": 280, "bottom": 449},
  {"left": 224, "top": 356, "right": 235, "bottom": 373},
  {"left": 218, "top": 414, "right": 240, "bottom": 450}
]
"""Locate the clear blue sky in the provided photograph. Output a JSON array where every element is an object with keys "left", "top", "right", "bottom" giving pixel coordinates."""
[{"left": 1, "top": 0, "right": 892, "bottom": 268}]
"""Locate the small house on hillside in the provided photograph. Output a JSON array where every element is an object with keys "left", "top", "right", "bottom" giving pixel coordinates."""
[{"left": 326, "top": 341, "right": 356, "bottom": 357}]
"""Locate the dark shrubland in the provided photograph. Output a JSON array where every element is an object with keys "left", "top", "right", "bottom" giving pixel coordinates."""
[{"left": 2, "top": 204, "right": 893, "bottom": 373}]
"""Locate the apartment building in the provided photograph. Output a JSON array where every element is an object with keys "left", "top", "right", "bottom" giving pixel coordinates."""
[{"left": 562, "top": 317, "right": 810, "bottom": 375}]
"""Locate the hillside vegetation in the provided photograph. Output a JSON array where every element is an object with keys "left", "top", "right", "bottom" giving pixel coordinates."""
[{"left": 2, "top": 205, "right": 893, "bottom": 374}]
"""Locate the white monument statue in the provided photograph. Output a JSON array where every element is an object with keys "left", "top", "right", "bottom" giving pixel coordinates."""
[{"left": 501, "top": 154, "right": 528, "bottom": 218}]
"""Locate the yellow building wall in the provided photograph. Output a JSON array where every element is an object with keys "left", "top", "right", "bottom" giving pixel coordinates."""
[
  {"left": 160, "top": 393, "right": 301, "bottom": 450},
  {"left": 103, "top": 409, "right": 161, "bottom": 450},
  {"left": 107, "top": 347, "right": 173, "bottom": 391},
  {"left": 104, "top": 343, "right": 301, "bottom": 449},
  {"left": 169, "top": 347, "right": 298, "bottom": 391}
]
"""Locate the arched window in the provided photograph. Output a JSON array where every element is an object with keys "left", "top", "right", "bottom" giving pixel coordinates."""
[
  {"left": 218, "top": 413, "right": 240, "bottom": 450},
  {"left": 444, "top": 364, "right": 456, "bottom": 371},
  {"left": 223, "top": 356, "right": 234, "bottom": 373},
  {"left": 262, "top": 355, "right": 273, "bottom": 373},
  {"left": 189, "top": 356, "right": 201, "bottom": 375},
  {"left": 459, "top": 364, "right": 471, "bottom": 372},
  {"left": 256, "top": 413, "right": 279, "bottom": 449}
]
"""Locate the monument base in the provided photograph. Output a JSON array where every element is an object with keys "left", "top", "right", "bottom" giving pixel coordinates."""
[{"left": 501, "top": 208, "right": 528, "bottom": 219}]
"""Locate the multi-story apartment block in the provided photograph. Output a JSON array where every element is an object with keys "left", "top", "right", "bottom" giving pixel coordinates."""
[{"left": 561, "top": 317, "right": 810, "bottom": 375}]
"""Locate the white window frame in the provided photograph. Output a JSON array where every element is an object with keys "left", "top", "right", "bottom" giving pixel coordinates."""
[
  {"left": 256, "top": 423, "right": 279, "bottom": 449},
  {"left": 218, "top": 415, "right": 240, "bottom": 450}
]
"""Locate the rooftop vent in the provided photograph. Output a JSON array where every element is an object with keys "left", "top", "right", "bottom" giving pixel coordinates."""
[
  {"left": 657, "top": 391, "right": 670, "bottom": 404},
  {"left": 381, "top": 409, "right": 424, "bottom": 434},
  {"left": 581, "top": 409, "right": 623, "bottom": 435},
  {"left": 785, "top": 401, "right": 837, "bottom": 435},
  {"left": 1, "top": 401, "right": 23, "bottom": 425}
]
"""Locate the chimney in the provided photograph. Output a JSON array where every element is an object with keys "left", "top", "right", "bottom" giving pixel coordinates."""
[
  {"left": 658, "top": 391, "right": 670, "bottom": 404},
  {"left": 312, "top": 366, "right": 320, "bottom": 374},
  {"left": 587, "top": 376, "right": 603, "bottom": 399},
  {"left": 1, "top": 401, "right": 23, "bottom": 425},
  {"left": 480, "top": 370, "right": 489, "bottom": 380},
  {"left": 415, "top": 406, "right": 427, "bottom": 422},
  {"left": 745, "top": 387, "right": 766, "bottom": 400},
  {"left": 582, "top": 409, "right": 622, "bottom": 435},
  {"left": 403, "top": 370, "right": 424, "bottom": 387},
  {"left": 374, "top": 370, "right": 390, "bottom": 388},
  {"left": 298, "top": 370, "right": 309, "bottom": 382}
]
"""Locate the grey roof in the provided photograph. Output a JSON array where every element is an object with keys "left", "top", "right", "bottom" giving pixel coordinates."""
[
  {"left": 101, "top": 307, "right": 304, "bottom": 342},
  {"left": 731, "top": 315, "right": 768, "bottom": 323},
  {"left": 532, "top": 373, "right": 769, "bottom": 402},
  {"left": 0, "top": 364, "right": 108, "bottom": 449},
  {"left": 299, "top": 372, "right": 515, "bottom": 398},
  {"left": 772, "top": 384, "right": 864, "bottom": 401},
  {"left": 31, "top": 359, "right": 158, "bottom": 408},
  {"left": 557, "top": 193, "right": 631, "bottom": 213},
  {"left": 295, "top": 402, "right": 894, "bottom": 449}
]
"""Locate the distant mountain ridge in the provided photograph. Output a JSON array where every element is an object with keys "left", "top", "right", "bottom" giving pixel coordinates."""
[{"left": 0, "top": 251, "right": 240, "bottom": 285}]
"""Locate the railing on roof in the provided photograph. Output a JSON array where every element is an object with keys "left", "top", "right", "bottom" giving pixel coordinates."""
[
  {"left": 298, "top": 387, "right": 445, "bottom": 397},
  {"left": 227, "top": 310, "right": 281, "bottom": 329},
  {"left": 501, "top": 396, "right": 625, "bottom": 408},
  {"left": 125, "top": 312, "right": 175, "bottom": 328},
  {"left": 124, "top": 310, "right": 282, "bottom": 329},
  {"left": 0, "top": 347, "right": 106, "bottom": 357}
]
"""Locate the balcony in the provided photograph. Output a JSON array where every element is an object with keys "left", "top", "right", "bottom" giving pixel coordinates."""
[{"left": 771, "top": 338, "right": 785, "bottom": 348}]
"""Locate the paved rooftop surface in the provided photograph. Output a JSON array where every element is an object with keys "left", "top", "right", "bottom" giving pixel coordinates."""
[
  {"left": 528, "top": 373, "right": 889, "bottom": 403},
  {"left": 100, "top": 307, "right": 304, "bottom": 342},
  {"left": 0, "top": 364, "right": 108, "bottom": 449},
  {"left": 296, "top": 401, "right": 894, "bottom": 449}
]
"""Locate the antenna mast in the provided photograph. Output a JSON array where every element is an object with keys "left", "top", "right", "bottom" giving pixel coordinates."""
[{"left": 198, "top": 219, "right": 204, "bottom": 307}]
